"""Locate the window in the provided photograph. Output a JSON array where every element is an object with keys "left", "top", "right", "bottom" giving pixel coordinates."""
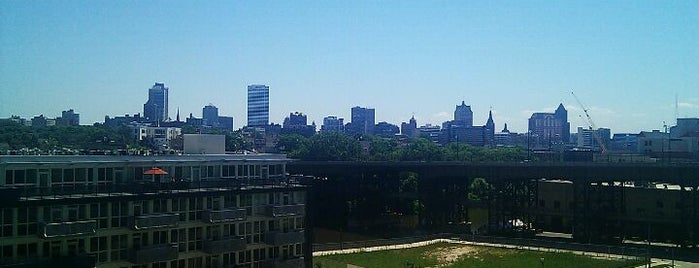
[
  {"left": 89, "top": 236, "right": 108, "bottom": 262},
  {"left": 75, "top": 168, "right": 86, "bottom": 182},
  {"left": 26, "top": 169, "right": 37, "bottom": 184},
  {"left": 14, "top": 170, "right": 25, "bottom": 184},
  {"left": 153, "top": 231, "right": 168, "bottom": 245},
  {"left": 188, "top": 227, "right": 203, "bottom": 251},
  {"left": 1, "top": 208, "right": 13, "bottom": 237},
  {"left": 51, "top": 169, "right": 62, "bottom": 184},
  {"left": 153, "top": 199, "right": 168, "bottom": 213},
  {"left": 110, "top": 234, "right": 128, "bottom": 260},
  {"left": 16, "top": 207, "right": 37, "bottom": 237},
  {"left": 63, "top": 169, "right": 74, "bottom": 183},
  {"left": 171, "top": 228, "right": 186, "bottom": 253},
  {"left": 5, "top": 170, "right": 13, "bottom": 184},
  {"left": 206, "top": 166, "right": 214, "bottom": 178}
]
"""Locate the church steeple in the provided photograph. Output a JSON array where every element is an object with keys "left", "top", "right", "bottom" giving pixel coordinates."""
[
  {"left": 486, "top": 110, "right": 495, "bottom": 128},
  {"left": 502, "top": 123, "right": 510, "bottom": 133},
  {"left": 484, "top": 109, "right": 495, "bottom": 147}
]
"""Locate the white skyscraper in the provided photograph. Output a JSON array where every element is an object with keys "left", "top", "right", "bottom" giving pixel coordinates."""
[{"left": 247, "top": 85, "right": 269, "bottom": 127}]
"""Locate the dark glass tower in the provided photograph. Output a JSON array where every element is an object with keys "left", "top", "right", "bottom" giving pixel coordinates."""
[
  {"left": 203, "top": 104, "right": 219, "bottom": 127},
  {"left": 143, "top": 83, "right": 169, "bottom": 123}
]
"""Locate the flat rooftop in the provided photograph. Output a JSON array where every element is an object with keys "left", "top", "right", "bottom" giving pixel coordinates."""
[{"left": 0, "top": 154, "right": 291, "bottom": 165}]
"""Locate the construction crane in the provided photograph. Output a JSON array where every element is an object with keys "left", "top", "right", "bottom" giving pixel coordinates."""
[{"left": 571, "top": 91, "right": 608, "bottom": 154}]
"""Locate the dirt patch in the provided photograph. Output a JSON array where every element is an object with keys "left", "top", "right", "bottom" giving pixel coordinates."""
[{"left": 425, "top": 245, "right": 480, "bottom": 267}]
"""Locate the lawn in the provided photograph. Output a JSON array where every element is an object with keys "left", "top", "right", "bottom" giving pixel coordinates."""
[{"left": 314, "top": 243, "right": 645, "bottom": 268}]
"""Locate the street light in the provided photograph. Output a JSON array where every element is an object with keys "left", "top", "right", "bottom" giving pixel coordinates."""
[{"left": 540, "top": 257, "right": 544, "bottom": 268}]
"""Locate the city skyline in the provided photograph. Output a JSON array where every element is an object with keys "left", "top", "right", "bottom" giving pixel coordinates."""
[{"left": 1, "top": 1, "right": 698, "bottom": 133}]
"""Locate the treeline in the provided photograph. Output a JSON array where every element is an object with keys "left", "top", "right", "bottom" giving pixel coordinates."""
[
  {"left": 1, "top": 119, "right": 529, "bottom": 161},
  {"left": 0, "top": 120, "right": 133, "bottom": 152},
  {"left": 277, "top": 132, "right": 530, "bottom": 162}
]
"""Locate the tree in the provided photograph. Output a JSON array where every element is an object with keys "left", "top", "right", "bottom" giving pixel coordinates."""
[
  {"left": 305, "top": 132, "right": 360, "bottom": 161},
  {"left": 277, "top": 134, "right": 309, "bottom": 158},
  {"left": 468, "top": 178, "right": 492, "bottom": 201},
  {"left": 367, "top": 136, "right": 398, "bottom": 161},
  {"left": 396, "top": 138, "right": 444, "bottom": 161}
]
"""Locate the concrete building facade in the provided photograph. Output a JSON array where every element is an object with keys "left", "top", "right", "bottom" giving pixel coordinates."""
[
  {"left": 0, "top": 155, "right": 308, "bottom": 268},
  {"left": 320, "top": 116, "right": 344, "bottom": 133}
]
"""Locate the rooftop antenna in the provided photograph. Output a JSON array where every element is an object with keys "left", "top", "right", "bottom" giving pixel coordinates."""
[{"left": 675, "top": 93, "right": 679, "bottom": 125}]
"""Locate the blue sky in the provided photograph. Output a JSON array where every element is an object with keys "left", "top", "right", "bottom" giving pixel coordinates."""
[{"left": 1, "top": 1, "right": 697, "bottom": 133}]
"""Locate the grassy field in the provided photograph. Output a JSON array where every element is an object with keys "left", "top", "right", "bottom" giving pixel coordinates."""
[{"left": 314, "top": 243, "right": 644, "bottom": 268}]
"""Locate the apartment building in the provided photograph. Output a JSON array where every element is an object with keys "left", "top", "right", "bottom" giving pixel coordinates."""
[{"left": 0, "top": 154, "right": 308, "bottom": 268}]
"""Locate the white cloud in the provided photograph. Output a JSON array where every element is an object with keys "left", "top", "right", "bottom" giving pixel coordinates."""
[{"left": 678, "top": 102, "right": 699, "bottom": 108}]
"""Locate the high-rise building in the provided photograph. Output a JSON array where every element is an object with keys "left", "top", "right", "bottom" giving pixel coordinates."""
[
  {"left": 375, "top": 122, "right": 399, "bottom": 137},
  {"left": 576, "top": 127, "right": 611, "bottom": 151},
  {"left": 670, "top": 118, "right": 699, "bottom": 138},
  {"left": 401, "top": 116, "right": 418, "bottom": 138},
  {"left": 282, "top": 112, "right": 315, "bottom": 137},
  {"left": 321, "top": 116, "right": 344, "bottom": 133},
  {"left": 247, "top": 85, "right": 270, "bottom": 127},
  {"left": 283, "top": 112, "right": 308, "bottom": 127},
  {"left": 528, "top": 103, "right": 570, "bottom": 149},
  {"left": 454, "top": 101, "right": 473, "bottom": 127},
  {"left": 202, "top": 104, "right": 219, "bottom": 127},
  {"left": 441, "top": 102, "right": 494, "bottom": 147},
  {"left": 218, "top": 116, "right": 234, "bottom": 131},
  {"left": 57, "top": 109, "right": 80, "bottom": 126},
  {"left": 143, "top": 83, "right": 169, "bottom": 123},
  {"left": 0, "top": 155, "right": 308, "bottom": 268},
  {"left": 348, "top": 106, "right": 375, "bottom": 135}
]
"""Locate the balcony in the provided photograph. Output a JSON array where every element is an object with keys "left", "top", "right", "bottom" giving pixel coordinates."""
[
  {"left": 261, "top": 204, "right": 305, "bottom": 217},
  {"left": 202, "top": 209, "right": 247, "bottom": 223},
  {"left": 130, "top": 213, "right": 179, "bottom": 230},
  {"left": 264, "top": 257, "right": 305, "bottom": 268},
  {"left": 202, "top": 236, "right": 247, "bottom": 254},
  {"left": 39, "top": 220, "right": 96, "bottom": 238},
  {"left": 129, "top": 244, "right": 178, "bottom": 264},
  {"left": 265, "top": 230, "right": 305, "bottom": 245}
]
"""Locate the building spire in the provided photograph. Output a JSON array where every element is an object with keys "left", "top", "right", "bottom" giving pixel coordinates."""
[{"left": 176, "top": 108, "right": 180, "bottom": 122}]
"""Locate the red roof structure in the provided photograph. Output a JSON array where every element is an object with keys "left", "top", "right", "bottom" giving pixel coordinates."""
[{"left": 143, "top": 167, "right": 168, "bottom": 175}]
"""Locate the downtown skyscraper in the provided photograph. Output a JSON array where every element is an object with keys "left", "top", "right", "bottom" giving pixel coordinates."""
[
  {"left": 143, "top": 82, "right": 169, "bottom": 123},
  {"left": 247, "top": 84, "right": 269, "bottom": 127}
]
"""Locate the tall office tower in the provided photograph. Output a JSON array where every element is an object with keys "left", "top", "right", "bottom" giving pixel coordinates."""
[
  {"left": 528, "top": 103, "right": 571, "bottom": 149},
  {"left": 349, "top": 106, "right": 375, "bottom": 135},
  {"left": 321, "top": 116, "right": 344, "bottom": 132},
  {"left": 202, "top": 104, "right": 219, "bottom": 127},
  {"left": 401, "top": 116, "right": 418, "bottom": 138},
  {"left": 247, "top": 85, "right": 270, "bottom": 127},
  {"left": 454, "top": 101, "right": 473, "bottom": 127},
  {"left": 0, "top": 155, "right": 308, "bottom": 268},
  {"left": 143, "top": 83, "right": 169, "bottom": 123}
]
